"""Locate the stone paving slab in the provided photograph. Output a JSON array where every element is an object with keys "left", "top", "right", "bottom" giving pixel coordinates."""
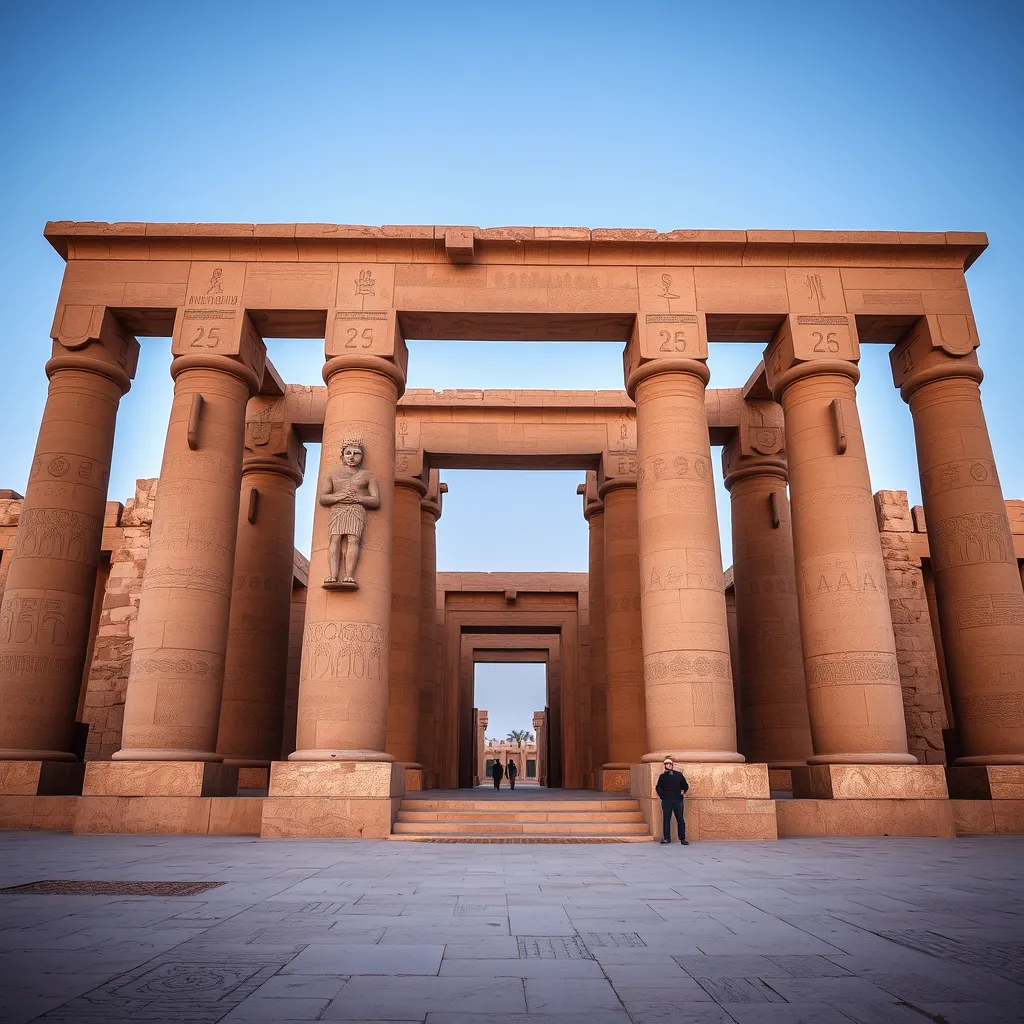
[{"left": 0, "top": 832, "right": 1021, "bottom": 1022}]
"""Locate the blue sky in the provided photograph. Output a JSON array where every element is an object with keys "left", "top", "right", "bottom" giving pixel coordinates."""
[{"left": 2, "top": 1, "right": 1021, "bottom": 738}]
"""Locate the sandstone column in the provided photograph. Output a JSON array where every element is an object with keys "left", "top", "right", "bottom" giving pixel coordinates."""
[
  {"left": 723, "top": 423, "right": 813, "bottom": 769},
  {"left": 115, "top": 309, "right": 265, "bottom": 763},
  {"left": 625, "top": 316, "right": 741, "bottom": 763},
  {"left": 598, "top": 454, "right": 646, "bottom": 782},
  {"left": 289, "top": 311, "right": 407, "bottom": 761},
  {"left": 578, "top": 472, "right": 608, "bottom": 775},
  {"left": 0, "top": 308, "right": 138, "bottom": 760},
  {"left": 215, "top": 421, "right": 305, "bottom": 772},
  {"left": 765, "top": 314, "right": 915, "bottom": 764},
  {"left": 416, "top": 471, "right": 445, "bottom": 782},
  {"left": 385, "top": 453, "right": 427, "bottom": 785},
  {"left": 892, "top": 314, "right": 1024, "bottom": 764},
  {"left": 533, "top": 709, "right": 546, "bottom": 786}
]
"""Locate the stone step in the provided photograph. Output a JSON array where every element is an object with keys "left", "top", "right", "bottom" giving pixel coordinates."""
[
  {"left": 388, "top": 833, "right": 656, "bottom": 843},
  {"left": 401, "top": 799, "right": 638, "bottom": 812},
  {"left": 396, "top": 809, "right": 645, "bottom": 823},
  {"left": 392, "top": 819, "right": 650, "bottom": 835}
]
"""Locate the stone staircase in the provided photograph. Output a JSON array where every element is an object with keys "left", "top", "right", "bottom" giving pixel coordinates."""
[{"left": 389, "top": 793, "right": 653, "bottom": 842}]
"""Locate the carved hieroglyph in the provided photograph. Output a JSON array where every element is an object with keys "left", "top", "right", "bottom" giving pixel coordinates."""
[{"left": 320, "top": 441, "right": 381, "bottom": 589}]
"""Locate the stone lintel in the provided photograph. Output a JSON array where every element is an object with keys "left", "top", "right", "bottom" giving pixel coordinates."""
[{"left": 791, "top": 764, "right": 948, "bottom": 800}]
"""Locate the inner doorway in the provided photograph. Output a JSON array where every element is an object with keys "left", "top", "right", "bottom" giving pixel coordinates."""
[{"left": 473, "top": 661, "right": 546, "bottom": 788}]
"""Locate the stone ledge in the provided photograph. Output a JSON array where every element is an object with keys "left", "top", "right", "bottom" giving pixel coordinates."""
[
  {"left": 952, "top": 799, "right": 1024, "bottom": 834},
  {"left": 83, "top": 761, "right": 238, "bottom": 797},
  {"left": 260, "top": 796, "right": 400, "bottom": 839},
  {"left": 72, "top": 796, "right": 261, "bottom": 835},
  {"left": 269, "top": 761, "right": 404, "bottom": 798},
  {"left": 0, "top": 761, "right": 84, "bottom": 796},
  {"left": 946, "top": 766, "right": 1024, "bottom": 800},
  {"left": 792, "top": 764, "right": 948, "bottom": 800},
  {"left": 777, "top": 798, "right": 955, "bottom": 838},
  {"left": 635, "top": 795, "right": 777, "bottom": 841}
]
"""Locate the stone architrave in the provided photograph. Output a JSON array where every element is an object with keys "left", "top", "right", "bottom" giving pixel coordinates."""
[
  {"left": 416, "top": 471, "right": 445, "bottom": 779},
  {"left": 0, "top": 307, "right": 139, "bottom": 760},
  {"left": 115, "top": 294, "right": 266, "bottom": 763},
  {"left": 598, "top": 452, "right": 647, "bottom": 775},
  {"left": 892, "top": 315, "right": 1024, "bottom": 765},
  {"left": 723, "top": 407, "right": 814, "bottom": 769},
  {"left": 215, "top": 419, "right": 306, "bottom": 769},
  {"left": 625, "top": 313, "right": 741, "bottom": 763},
  {"left": 385, "top": 450, "right": 427, "bottom": 778},
  {"left": 290, "top": 308, "right": 407, "bottom": 762},
  {"left": 765, "top": 314, "right": 915, "bottom": 764},
  {"left": 578, "top": 472, "right": 608, "bottom": 773}
]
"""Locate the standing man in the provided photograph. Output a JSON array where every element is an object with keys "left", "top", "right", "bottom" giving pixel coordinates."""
[
  {"left": 656, "top": 757, "right": 689, "bottom": 845},
  {"left": 506, "top": 759, "right": 518, "bottom": 790},
  {"left": 492, "top": 760, "right": 504, "bottom": 791}
]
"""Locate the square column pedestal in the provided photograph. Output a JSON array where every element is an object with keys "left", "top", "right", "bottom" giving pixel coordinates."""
[
  {"left": 946, "top": 767, "right": 1024, "bottom": 834},
  {"left": 596, "top": 768, "right": 631, "bottom": 792},
  {"left": 260, "top": 762, "right": 405, "bottom": 838},
  {"left": 0, "top": 761, "right": 86, "bottom": 832},
  {"left": 631, "top": 763, "right": 778, "bottom": 840},
  {"left": 70, "top": 761, "right": 261, "bottom": 836},
  {"left": 781, "top": 765, "right": 955, "bottom": 838}
]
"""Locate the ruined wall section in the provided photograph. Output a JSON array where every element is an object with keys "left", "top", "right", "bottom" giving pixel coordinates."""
[
  {"left": 81, "top": 478, "right": 157, "bottom": 760},
  {"left": 874, "top": 490, "right": 948, "bottom": 764}
]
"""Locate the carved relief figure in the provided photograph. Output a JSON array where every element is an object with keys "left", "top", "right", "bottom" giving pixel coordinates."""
[{"left": 320, "top": 440, "right": 380, "bottom": 587}]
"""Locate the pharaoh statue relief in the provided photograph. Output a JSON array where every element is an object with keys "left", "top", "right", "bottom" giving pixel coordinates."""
[{"left": 320, "top": 440, "right": 380, "bottom": 589}]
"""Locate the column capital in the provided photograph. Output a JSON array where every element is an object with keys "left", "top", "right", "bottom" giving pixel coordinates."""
[
  {"left": 764, "top": 314, "right": 861, "bottom": 400},
  {"left": 324, "top": 308, "right": 408, "bottom": 397},
  {"left": 395, "top": 449, "right": 428, "bottom": 497},
  {"left": 722, "top": 399, "right": 789, "bottom": 489},
  {"left": 624, "top": 311, "right": 709, "bottom": 399},
  {"left": 421, "top": 469, "right": 447, "bottom": 520},
  {"left": 890, "top": 313, "right": 983, "bottom": 402},
  {"left": 242, "top": 420, "right": 306, "bottom": 486},
  {"left": 47, "top": 305, "right": 140, "bottom": 395},
  {"left": 597, "top": 450, "right": 636, "bottom": 499},
  {"left": 170, "top": 303, "right": 267, "bottom": 398},
  {"left": 722, "top": 439, "right": 788, "bottom": 491}
]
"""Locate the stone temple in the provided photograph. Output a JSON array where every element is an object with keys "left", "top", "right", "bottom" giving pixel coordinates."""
[{"left": 0, "top": 221, "right": 1021, "bottom": 841}]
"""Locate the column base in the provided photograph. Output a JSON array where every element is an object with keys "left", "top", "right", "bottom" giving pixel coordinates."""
[
  {"left": 596, "top": 768, "right": 631, "bottom": 792},
  {"left": 806, "top": 753, "right": 919, "bottom": 766},
  {"left": 261, "top": 761, "right": 405, "bottom": 838},
  {"left": 112, "top": 748, "right": 223, "bottom": 762},
  {"left": 946, "top": 766, "right": 1024, "bottom": 800},
  {"left": 791, "top": 765, "right": 947, "bottom": 800},
  {"left": 0, "top": 761, "right": 85, "bottom": 796},
  {"left": 0, "top": 749, "right": 78, "bottom": 763},
  {"left": 642, "top": 750, "right": 745, "bottom": 764},
  {"left": 630, "top": 763, "right": 776, "bottom": 840},
  {"left": 287, "top": 749, "right": 394, "bottom": 762},
  {"left": 83, "top": 761, "right": 239, "bottom": 797}
]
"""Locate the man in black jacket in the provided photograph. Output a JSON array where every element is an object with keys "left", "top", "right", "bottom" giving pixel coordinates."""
[
  {"left": 655, "top": 757, "right": 689, "bottom": 845},
  {"left": 506, "top": 759, "right": 518, "bottom": 790},
  {"left": 492, "top": 761, "right": 504, "bottom": 790}
]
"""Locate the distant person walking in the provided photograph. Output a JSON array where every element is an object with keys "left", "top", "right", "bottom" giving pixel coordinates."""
[
  {"left": 506, "top": 759, "right": 518, "bottom": 790},
  {"left": 656, "top": 757, "right": 689, "bottom": 845},
  {"left": 491, "top": 761, "right": 504, "bottom": 790}
]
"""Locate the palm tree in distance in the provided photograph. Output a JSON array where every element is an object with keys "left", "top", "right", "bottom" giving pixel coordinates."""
[{"left": 506, "top": 729, "right": 534, "bottom": 747}]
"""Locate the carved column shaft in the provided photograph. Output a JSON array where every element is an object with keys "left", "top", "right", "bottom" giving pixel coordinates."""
[
  {"left": 767, "top": 314, "right": 913, "bottom": 764},
  {"left": 630, "top": 363, "right": 740, "bottom": 763},
  {"left": 292, "top": 359, "right": 402, "bottom": 760},
  {"left": 117, "top": 350, "right": 262, "bottom": 761},
  {"left": 385, "top": 471, "right": 426, "bottom": 767},
  {"left": 0, "top": 311, "right": 137, "bottom": 760},
  {"left": 583, "top": 479, "right": 608, "bottom": 773},
  {"left": 415, "top": 473, "right": 444, "bottom": 775},
  {"left": 724, "top": 438, "right": 813, "bottom": 768},
  {"left": 893, "top": 316, "right": 1024, "bottom": 764},
  {"left": 216, "top": 433, "right": 305, "bottom": 767},
  {"left": 600, "top": 476, "right": 647, "bottom": 767}
]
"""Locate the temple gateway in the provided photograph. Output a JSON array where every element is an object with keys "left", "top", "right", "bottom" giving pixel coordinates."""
[{"left": 0, "top": 222, "right": 1021, "bottom": 841}]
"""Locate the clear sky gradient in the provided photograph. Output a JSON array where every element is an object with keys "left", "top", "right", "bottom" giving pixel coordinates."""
[{"left": 2, "top": 2, "right": 1021, "bottom": 738}]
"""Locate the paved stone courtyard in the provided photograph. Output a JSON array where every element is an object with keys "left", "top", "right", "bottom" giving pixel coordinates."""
[{"left": 0, "top": 833, "right": 1022, "bottom": 1023}]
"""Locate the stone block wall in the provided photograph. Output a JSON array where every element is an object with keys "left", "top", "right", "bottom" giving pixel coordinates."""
[
  {"left": 874, "top": 490, "right": 948, "bottom": 764},
  {"left": 82, "top": 479, "right": 157, "bottom": 760}
]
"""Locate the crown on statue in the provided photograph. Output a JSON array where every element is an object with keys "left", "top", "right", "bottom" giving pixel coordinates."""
[{"left": 340, "top": 438, "right": 365, "bottom": 454}]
